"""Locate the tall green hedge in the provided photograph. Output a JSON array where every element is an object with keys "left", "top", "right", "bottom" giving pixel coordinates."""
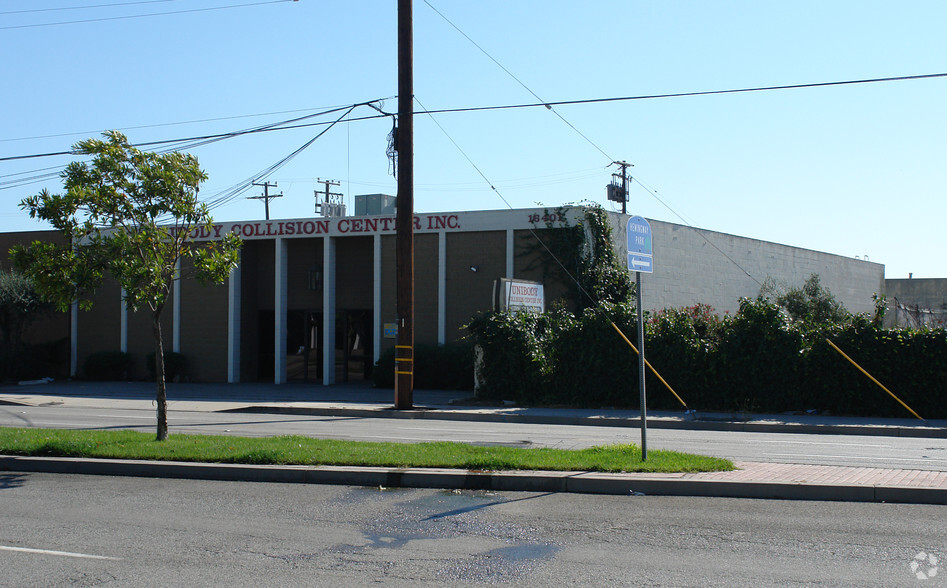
[{"left": 466, "top": 299, "right": 947, "bottom": 419}]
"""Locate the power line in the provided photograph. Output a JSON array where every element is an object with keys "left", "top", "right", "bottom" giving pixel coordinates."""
[
  {"left": 4, "top": 72, "right": 944, "bottom": 163},
  {"left": 0, "top": 0, "right": 178, "bottom": 16},
  {"left": 418, "top": 72, "right": 947, "bottom": 117},
  {"left": 201, "top": 105, "right": 357, "bottom": 213},
  {"left": 0, "top": 100, "right": 387, "bottom": 163},
  {"left": 0, "top": 0, "right": 295, "bottom": 31},
  {"left": 0, "top": 100, "right": 390, "bottom": 144},
  {"left": 422, "top": 0, "right": 613, "bottom": 162}
]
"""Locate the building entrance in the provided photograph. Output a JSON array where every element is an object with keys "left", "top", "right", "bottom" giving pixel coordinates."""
[{"left": 281, "top": 309, "right": 372, "bottom": 383}]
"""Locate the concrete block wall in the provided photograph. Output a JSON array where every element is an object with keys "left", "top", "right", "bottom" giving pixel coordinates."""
[
  {"left": 611, "top": 214, "right": 885, "bottom": 315},
  {"left": 883, "top": 278, "right": 947, "bottom": 328}
]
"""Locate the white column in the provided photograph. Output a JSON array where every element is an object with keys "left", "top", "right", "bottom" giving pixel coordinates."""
[
  {"left": 322, "top": 236, "right": 337, "bottom": 386},
  {"left": 438, "top": 231, "right": 446, "bottom": 345},
  {"left": 227, "top": 251, "right": 242, "bottom": 383},
  {"left": 119, "top": 289, "right": 128, "bottom": 353},
  {"left": 70, "top": 301, "right": 78, "bottom": 377},
  {"left": 506, "top": 228, "right": 514, "bottom": 278},
  {"left": 373, "top": 234, "right": 382, "bottom": 364},
  {"left": 172, "top": 259, "right": 181, "bottom": 353},
  {"left": 274, "top": 238, "right": 288, "bottom": 384}
]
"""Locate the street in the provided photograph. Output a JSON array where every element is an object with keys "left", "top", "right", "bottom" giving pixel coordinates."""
[
  {"left": 1, "top": 473, "right": 943, "bottom": 587},
  {"left": 1, "top": 404, "right": 945, "bottom": 471}
]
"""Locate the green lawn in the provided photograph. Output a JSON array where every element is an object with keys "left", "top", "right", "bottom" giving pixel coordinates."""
[{"left": 0, "top": 427, "right": 733, "bottom": 474}]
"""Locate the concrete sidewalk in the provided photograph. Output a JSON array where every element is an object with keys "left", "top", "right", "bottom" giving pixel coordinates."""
[
  {"left": 2, "top": 456, "right": 945, "bottom": 505},
  {"left": 2, "top": 379, "right": 945, "bottom": 438},
  {"left": 1, "top": 380, "right": 945, "bottom": 504}
]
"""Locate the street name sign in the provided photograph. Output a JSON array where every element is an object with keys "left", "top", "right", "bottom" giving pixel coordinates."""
[{"left": 626, "top": 215, "right": 653, "bottom": 274}]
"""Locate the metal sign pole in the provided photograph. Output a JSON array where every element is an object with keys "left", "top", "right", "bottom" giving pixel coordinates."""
[
  {"left": 636, "top": 270, "right": 647, "bottom": 461},
  {"left": 626, "top": 214, "right": 652, "bottom": 461}
]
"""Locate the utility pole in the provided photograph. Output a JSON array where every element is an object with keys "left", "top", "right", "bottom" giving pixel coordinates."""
[
  {"left": 314, "top": 178, "right": 344, "bottom": 217},
  {"left": 609, "top": 161, "right": 633, "bottom": 215},
  {"left": 394, "top": 0, "right": 414, "bottom": 409},
  {"left": 248, "top": 181, "right": 282, "bottom": 220}
]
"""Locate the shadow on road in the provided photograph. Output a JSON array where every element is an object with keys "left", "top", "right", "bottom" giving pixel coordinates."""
[{"left": 0, "top": 472, "right": 27, "bottom": 490}]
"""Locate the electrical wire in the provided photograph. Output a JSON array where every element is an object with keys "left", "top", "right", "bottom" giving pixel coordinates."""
[
  {"left": 420, "top": 3, "right": 937, "bottom": 286},
  {"left": 415, "top": 95, "right": 601, "bottom": 313},
  {"left": 418, "top": 72, "right": 947, "bottom": 116},
  {"left": 0, "top": 101, "right": 388, "bottom": 164},
  {"left": 200, "top": 105, "right": 359, "bottom": 214},
  {"left": 418, "top": 92, "right": 691, "bottom": 407},
  {"left": 5, "top": 72, "right": 944, "bottom": 163},
  {"left": 1, "top": 0, "right": 294, "bottom": 31},
  {"left": 422, "top": 0, "right": 757, "bottom": 286},
  {"left": 422, "top": 0, "right": 613, "bottom": 162},
  {"left": 0, "top": 101, "right": 391, "bottom": 144},
  {"left": 0, "top": 0, "right": 178, "bottom": 16}
]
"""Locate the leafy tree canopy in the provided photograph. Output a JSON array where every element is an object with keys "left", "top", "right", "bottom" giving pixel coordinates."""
[
  {"left": 762, "top": 274, "right": 849, "bottom": 326},
  {"left": 11, "top": 131, "right": 240, "bottom": 315},
  {"left": 10, "top": 131, "right": 241, "bottom": 440}
]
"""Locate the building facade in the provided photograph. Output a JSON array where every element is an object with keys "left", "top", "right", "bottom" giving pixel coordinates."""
[{"left": 1, "top": 206, "right": 887, "bottom": 384}]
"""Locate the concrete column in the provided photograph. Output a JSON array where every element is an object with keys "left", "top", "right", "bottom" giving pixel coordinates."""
[
  {"left": 373, "top": 234, "right": 382, "bottom": 364},
  {"left": 274, "top": 238, "right": 288, "bottom": 384},
  {"left": 438, "top": 231, "right": 446, "bottom": 345},
  {"left": 172, "top": 259, "right": 181, "bottom": 353},
  {"left": 119, "top": 288, "right": 128, "bottom": 353},
  {"left": 506, "top": 228, "right": 514, "bottom": 278},
  {"left": 322, "top": 236, "right": 337, "bottom": 386},
  {"left": 227, "top": 251, "right": 242, "bottom": 383}
]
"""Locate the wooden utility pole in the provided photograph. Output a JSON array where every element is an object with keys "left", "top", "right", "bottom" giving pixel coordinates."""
[
  {"left": 249, "top": 181, "right": 282, "bottom": 220},
  {"left": 610, "top": 161, "right": 632, "bottom": 215},
  {"left": 314, "top": 178, "right": 343, "bottom": 216},
  {"left": 394, "top": 0, "right": 414, "bottom": 409}
]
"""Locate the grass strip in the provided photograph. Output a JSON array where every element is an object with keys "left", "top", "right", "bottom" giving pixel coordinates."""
[{"left": 0, "top": 427, "right": 732, "bottom": 473}]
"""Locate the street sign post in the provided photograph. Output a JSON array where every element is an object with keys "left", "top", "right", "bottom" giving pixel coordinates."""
[{"left": 626, "top": 215, "right": 653, "bottom": 460}]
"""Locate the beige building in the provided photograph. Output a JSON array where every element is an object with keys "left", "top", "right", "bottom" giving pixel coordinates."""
[{"left": 1, "top": 205, "right": 888, "bottom": 384}]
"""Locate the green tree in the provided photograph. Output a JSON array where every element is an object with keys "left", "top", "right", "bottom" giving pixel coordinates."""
[
  {"left": 0, "top": 268, "right": 53, "bottom": 380},
  {"left": 11, "top": 131, "right": 241, "bottom": 440},
  {"left": 776, "top": 274, "right": 848, "bottom": 325}
]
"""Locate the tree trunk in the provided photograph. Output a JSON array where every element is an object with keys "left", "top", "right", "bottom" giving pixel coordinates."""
[{"left": 152, "top": 312, "right": 168, "bottom": 441}]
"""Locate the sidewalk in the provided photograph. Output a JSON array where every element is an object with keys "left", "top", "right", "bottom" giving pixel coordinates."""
[
  {"left": 2, "top": 379, "right": 945, "bottom": 438},
  {"left": 1, "top": 380, "right": 945, "bottom": 504}
]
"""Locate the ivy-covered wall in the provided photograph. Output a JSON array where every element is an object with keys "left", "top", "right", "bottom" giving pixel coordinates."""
[{"left": 467, "top": 210, "right": 945, "bottom": 419}]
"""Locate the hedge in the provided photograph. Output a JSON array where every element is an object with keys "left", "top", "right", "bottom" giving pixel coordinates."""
[{"left": 466, "top": 299, "right": 947, "bottom": 419}]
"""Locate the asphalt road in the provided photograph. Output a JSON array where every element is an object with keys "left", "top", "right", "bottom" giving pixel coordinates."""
[
  {"left": 1, "top": 404, "right": 946, "bottom": 470},
  {"left": 1, "top": 473, "right": 943, "bottom": 587}
]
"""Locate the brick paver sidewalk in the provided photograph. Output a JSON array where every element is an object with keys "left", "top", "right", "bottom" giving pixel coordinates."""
[{"left": 651, "top": 461, "right": 947, "bottom": 488}]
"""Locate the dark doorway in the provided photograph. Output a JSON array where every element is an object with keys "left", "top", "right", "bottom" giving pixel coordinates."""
[
  {"left": 337, "top": 309, "right": 372, "bottom": 381},
  {"left": 277, "top": 309, "right": 372, "bottom": 383}
]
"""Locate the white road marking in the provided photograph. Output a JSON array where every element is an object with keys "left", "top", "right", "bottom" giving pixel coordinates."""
[
  {"left": 752, "top": 440, "right": 892, "bottom": 448},
  {"left": 0, "top": 545, "right": 121, "bottom": 560},
  {"left": 766, "top": 453, "right": 947, "bottom": 463}
]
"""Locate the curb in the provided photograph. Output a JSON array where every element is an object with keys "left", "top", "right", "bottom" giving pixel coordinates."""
[
  {"left": 225, "top": 405, "right": 947, "bottom": 439},
  {"left": 2, "top": 456, "right": 945, "bottom": 505}
]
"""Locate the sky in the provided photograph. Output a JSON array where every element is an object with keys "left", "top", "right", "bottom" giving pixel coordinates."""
[{"left": 2, "top": 0, "right": 945, "bottom": 280}]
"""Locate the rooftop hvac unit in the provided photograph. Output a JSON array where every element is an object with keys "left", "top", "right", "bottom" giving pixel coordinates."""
[{"left": 355, "top": 194, "right": 397, "bottom": 216}]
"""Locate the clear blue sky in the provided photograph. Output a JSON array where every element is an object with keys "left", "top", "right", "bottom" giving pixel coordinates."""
[{"left": 2, "top": 1, "right": 945, "bottom": 280}]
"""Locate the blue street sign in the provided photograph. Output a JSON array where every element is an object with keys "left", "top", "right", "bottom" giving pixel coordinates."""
[
  {"left": 627, "top": 216, "right": 652, "bottom": 256},
  {"left": 627, "top": 216, "right": 653, "bottom": 273},
  {"left": 628, "top": 253, "right": 653, "bottom": 273}
]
